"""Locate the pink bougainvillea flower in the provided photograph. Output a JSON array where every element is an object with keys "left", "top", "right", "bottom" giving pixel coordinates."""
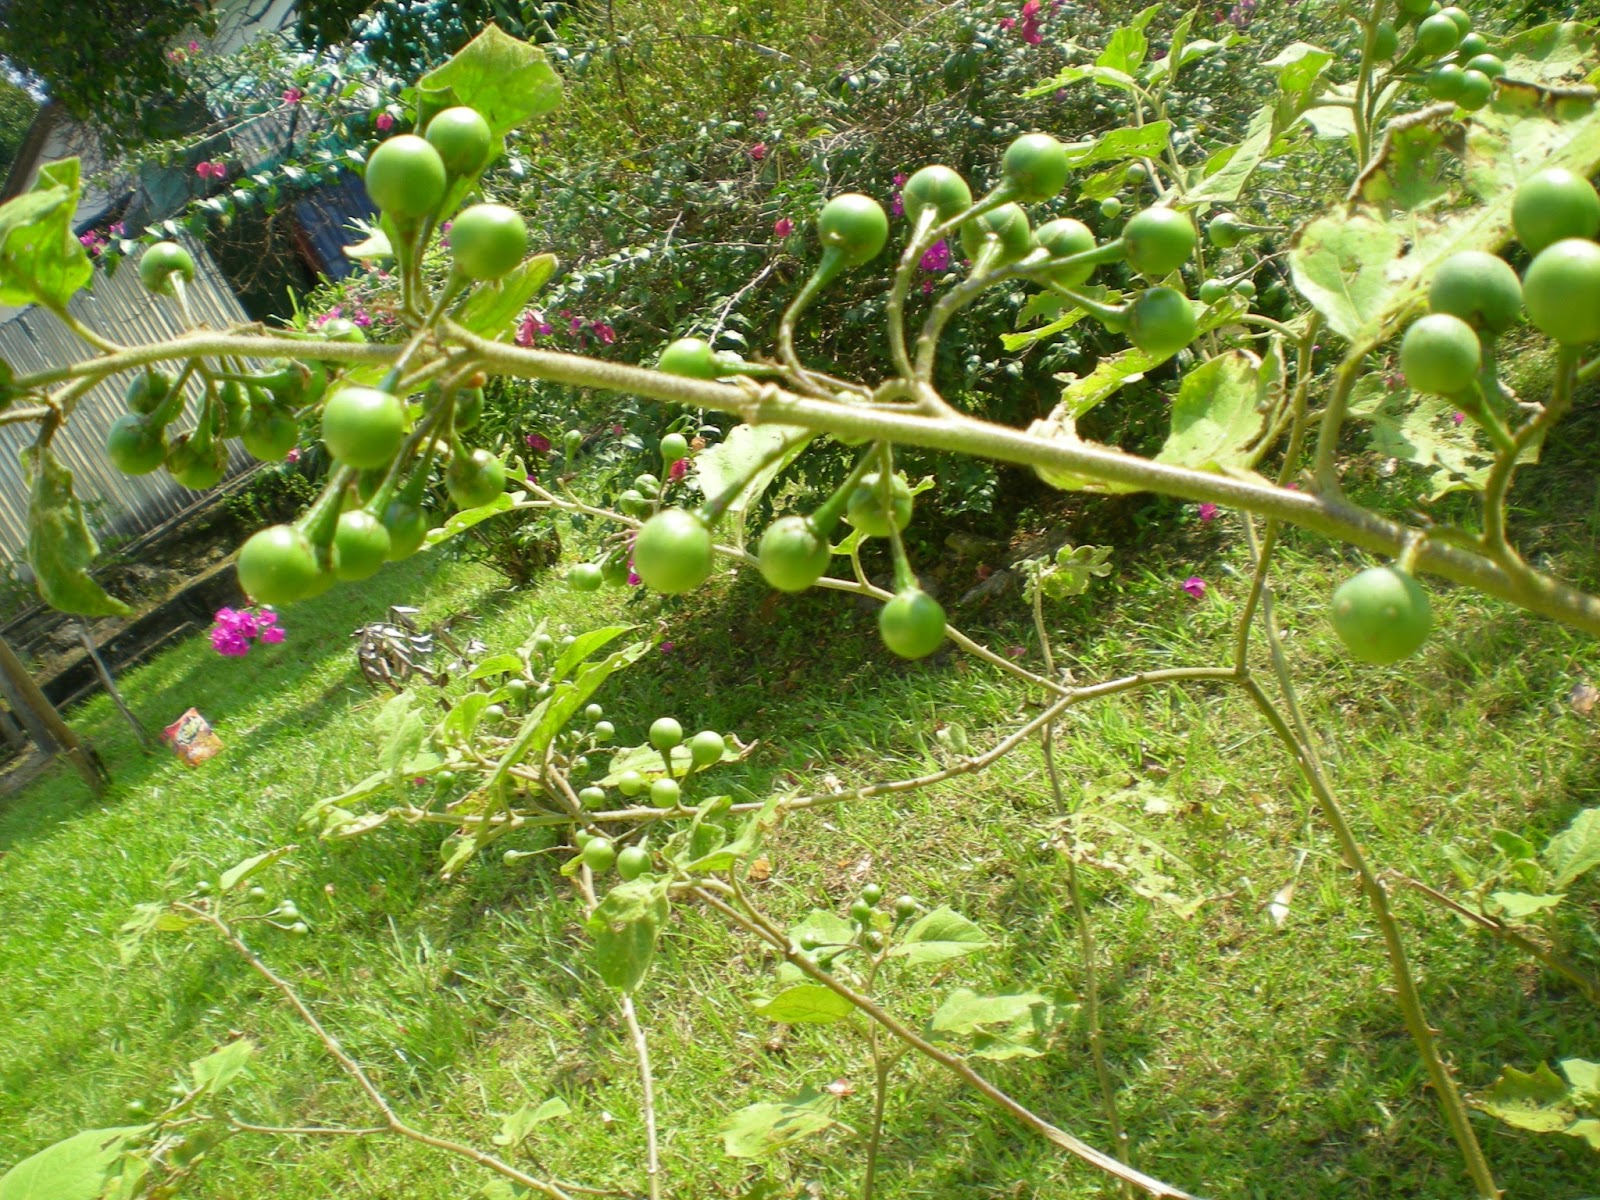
[
  {"left": 282, "top": 87, "right": 304, "bottom": 105},
  {"left": 375, "top": 112, "right": 395, "bottom": 132},
  {"left": 525, "top": 432, "right": 552, "bottom": 453},
  {"left": 1006, "top": 645, "right": 1028, "bottom": 659},
  {"left": 1452, "top": 411, "right": 1466, "bottom": 426},
  {"left": 260, "top": 625, "right": 284, "bottom": 645},
  {"left": 669, "top": 456, "right": 688, "bottom": 482},
  {"left": 612, "top": 423, "right": 626, "bottom": 436},
  {"left": 1198, "top": 502, "right": 1218, "bottom": 522},
  {"left": 592, "top": 320, "right": 617, "bottom": 345},
  {"left": 999, "top": 16, "right": 1016, "bottom": 29},
  {"left": 627, "top": 569, "right": 641, "bottom": 586},
  {"left": 570, "top": 315, "right": 584, "bottom": 335},
  {"left": 753, "top": 108, "right": 768, "bottom": 122},
  {"left": 773, "top": 216, "right": 794, "bottom": 238},
  {"left": 1182, "top": 576, "right": 1207, "bottom": 600},
  {"left": 285, "top": 447, "right": 301, "bottom": 463},
  {"left": 748, "top": 142, "right": 768, "bottom": 162},
  {"left": 210, "top": 605, "right": 284, "bottom": 657},
  {"left": 352, "top": 309, "right": 372, "bottom": 327},
  {"left": 188, "top": 40, "right": 200, "bottom": 52},
  {"left": 920, "top": 239, "right": 952, "bottom": 272}
]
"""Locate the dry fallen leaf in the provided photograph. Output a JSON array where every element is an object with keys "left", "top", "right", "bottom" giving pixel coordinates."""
[
  {"left": 1267, "top": 882, "right": 1295, "bottom": 929},
  {"left": 747, "top": 855, "right": 772, "bottom": 882},
  {"left": 1569, "top": 680, "right": 1599, "bottom": 716}
]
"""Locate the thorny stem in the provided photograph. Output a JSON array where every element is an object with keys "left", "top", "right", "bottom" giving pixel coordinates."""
[
  {"left": 691, "top": 886, "right": 1203, "bottom": 1200},
  {"left": 1387, "top": 871, "right": 1600, "bottom": 1008},
  {"left": 1480, "top": 346, "right": 1580, "bottom": 571},
  {"left": 173, "top": 902, "right": 582, "bottom": 1200},
  {"left": 15, "top": 320, "right": 1600, "bottom": 639},
  {"left": 861, "top": 1022, "right": 890, "bottom": 1200},
  {"left": 1031, "top": 580, "right": 1131, "bottom": 1192},
  {"left": 619, "top": 995, "right": 662, "bottom": 1200},
  {"left": 1234, "top": 522, "right": 1501, "bottom": 1200}
]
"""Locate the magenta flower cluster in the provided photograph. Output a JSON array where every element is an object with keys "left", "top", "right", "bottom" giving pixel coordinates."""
[
  {"left": 195, "top": 161, "right": 228, "bottom": 181},
  {"left": 210, "top": 606, "right": 284, "bottom": 657},
  {"left": 516, "top": 309, "right": 614, "bottom": 348}
]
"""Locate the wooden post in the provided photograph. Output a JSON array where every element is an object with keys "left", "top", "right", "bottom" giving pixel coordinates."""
[
  {"left": 0, "top": 706, "right": 23, "bottom": 751},
  {"left": 0, "top": 634, "right": 106, "bottom": 792},
  {"left": 75, "top": 620, "right": 154, "bottom": 753}
]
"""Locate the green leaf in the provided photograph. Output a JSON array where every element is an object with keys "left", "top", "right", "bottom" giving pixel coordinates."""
[
  {"left": 1544, "top": 808, "right": 1600, "bottom": 890},
  {"left": 720, "top": 1087, "right": 838, "bottom": 1159},
  {"left": 22, "top": 446, "right": 131, "bottom": 617},
  {"left": 585, "top": 878, "right": 670, "bottom": 992},
  {"left": 1024, "top": 64, "right": 1138, "bottom": 97},
  {"left": 467, "top": 653, "right": 524, "bottom": 680},
  {"left": 0, "top": 157, "right": 92, "bottom": 310},
  {"left": 1288, "top": 213, "right": 1403, "bottom": 344},
  {"left": 1293, "top": 92, "right": 1600, "bottom": 346},
  {"left": 1474, "top": 1062, "right": 1576, "bottom": 1133},
  {"left": 887, "top": 905, "right": 993, "bottom": 967},
  {"left": 189, "top": 1040, "right": 254, "bottom": 1094},
  {"left": 1188, "top": 102, "right": 1290, "bottom": 206},
  {"left": 752, "top": 984, "right": 853, "bottom": 1025},
  {"left": 692, "top": 423, "right": 815, "bottom": 550},
  {"left": 1566, "top": 1118, "right": 1600, "bottom": 1150},
  {"left": 1562, "top": 1058, "right": 1600, "bottom": 1107},
  {"left": 416, "top": 25, "right": 562, "bottom": 140},
  {"left": 1498, "top": 20, "right": 1600, "bottom": 85},
  {"left": 788, "top": 910, "right": 856, "bottom": 950},
  {"left": 550, "top": 624, "right": 637, "bottom": 683},
  {"left": 0, "top": 1126, "right": 148, "bottom": 1200},
  {"left": 423, "top": 491, "right": 519, "bottom": 547},
  {"left": 928, "top": 987, "right": 1075, "bottom": 1060},
  {"left": 1489, "top": 891, "right": 1566, "bottom": 919},
  {"left": 1263, "top": 42, "right": 1333, "bottom": 94},
  {"left": 1153, "top": 349, "right": 1274, "bottom": 473},
  {"left": 219, "top": 846, "right": 295, "bottom": 893},
  {"left": 1095, "top": 5, "right": 1161, "bottom": 74},
  {"left": 491, "top": 1097, "right": 570, "bottom": 1148},
  {"left": 455, "top": 254, "right": 557, "bottom": 341},
  {"left": 687, "top": 793, "right": 781, "bottom": 875},
  {"left": 1062, "top": 122, "right": 1172, "bottom": 170},
  {"left": 374, "top": 690, "right": 429, "bottom": 784}
]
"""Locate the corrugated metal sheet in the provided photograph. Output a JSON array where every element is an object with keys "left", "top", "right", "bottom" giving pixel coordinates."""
[{"left": 0, "top": 236, "right": 257, "bottom": 567}]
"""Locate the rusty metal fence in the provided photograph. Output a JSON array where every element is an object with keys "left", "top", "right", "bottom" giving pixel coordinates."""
[{"left": 0, "top": 235, "right": 256, "bottom": 570}]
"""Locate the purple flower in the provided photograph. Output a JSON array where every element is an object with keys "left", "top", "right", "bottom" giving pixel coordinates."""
[
  {"left": 773, "top": 216, "right": 794, "bottom": 238},
  {"left": 1020, "top": 0, "right": 1044, "bottom": 42},
  {"left": 592, "top": 320, "right": 616, "bottom": 345},
  {"left": 282, "top": 87, "right": 304, "bottom": 105},
  {"left": 627, "top": 569, "right": 641, "bottom": 586},
  {"left": 210, "top": 605, "right": 284, "bottom": 656},
  {"left": 285, "top": 447, "right": 301, "bottom": 463},
  {"left": 999, "top": 16, "right": 1016, "bottom": 28},
  {"left": 260, "top": 625, "right": 284, "bottom": 645},
  {"left": 516, "top": 311, "right": 553, "bottom": 346},
  {"left": 659, "top": 641, "right": 675, "bottom": 655},
  {"left": 1452, "top": 411, "right": 1465, "bottom": 426},
  {"left": 570, "top": 315, "right": 584, "bottom": 335},
  {"left": 753, "top": 108, "right": 768, "bottom": 122},
  {"left": 920, "top": 239, "right": 952, "bottom": 272},
  {"left": 1198, "top": 503, "right": 1218, "bottom": 522},
  {"left": 525, "top": 432, "right": 552, "bottom": 453},
  {"left": 375, "top": 112, "right": 395, "bottom": 132},
  {"left": 748, "top": 142, "right": 768, "bottom": 162},
  {"left": 352, "top": 309, "right": 372, "bottom": 327},
  {"left": 1182, "top": 576, "right": 1207, "bottom": 600}
]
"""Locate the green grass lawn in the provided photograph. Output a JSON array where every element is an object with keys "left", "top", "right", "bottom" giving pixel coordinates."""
[{"left": 4, "top": 470, "right": 1600, "bottom": 1198}]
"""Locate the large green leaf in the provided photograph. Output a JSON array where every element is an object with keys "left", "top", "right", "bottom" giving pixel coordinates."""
[
  {"left": 22, "top": 445, "right": 131, "bottom": 617},
  {"left": 1153, "top": 348, "right": 1275, "bottom": 473},
  {"left": 190, "top": 1039, "right": 255, "bottom": 1094},
  {"left": 886, "top": 905, "right": 992, "bottom": 967},
  {"left": 928, "top": 987, "right": 1075, "bottom": 1061},
  {"left": 416, "top": 25, "right": 562, "bottom": 142},
  {"left": 0, "top": 157, "right": 92, "bottom": 310},
  {"left": 1545, "top": 808, "right": 1600, "bottom": 891},
  {"left": 692, "top": 423, "right": 814, "bottom": 550},
  {"left": 1290, "top": 84, "right": 1600, "bottom": 346},
  {"left": 751, "top": 984, "right": 853, "bottom": 1025},
  {"left": 586, "top": 878, "right": 670, "bottom": 992},
  {"left": 0, "top": 1126, "right": 148, "bottom": 1200}
]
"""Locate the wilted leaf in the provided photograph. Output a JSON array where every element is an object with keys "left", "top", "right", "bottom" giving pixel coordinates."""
[
  {"left": 1474, "top": 1061, "right": 1576, "bottom": 1133},
  {"left": 492, "top": 1097, "right": 570, "bottom": 1148},
  {"left": 720, "top": 1088, "right": 838, "bottom": 1159}
]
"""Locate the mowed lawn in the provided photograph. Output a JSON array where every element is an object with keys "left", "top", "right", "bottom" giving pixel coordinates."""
[{"left": 3, "top": 473, "right": 1600, "bottom": 1198}]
